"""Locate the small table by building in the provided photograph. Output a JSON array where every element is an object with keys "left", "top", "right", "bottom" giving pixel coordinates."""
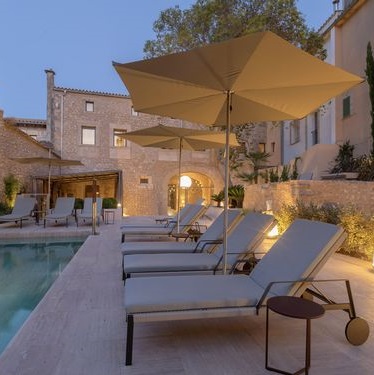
[
  {"left": 104, "top": 210, "right": 115, "bottom": 224},
  {"left": 266, "top": 296, "right": 325, "bottom": 375}
]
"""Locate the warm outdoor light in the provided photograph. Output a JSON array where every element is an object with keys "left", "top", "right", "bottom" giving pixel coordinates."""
[
  {"left": 180, "top": 175, "right": 192, "bottom": 188},
  {"left": 267, "top": 224, "right": 279, "bottom": 238}
]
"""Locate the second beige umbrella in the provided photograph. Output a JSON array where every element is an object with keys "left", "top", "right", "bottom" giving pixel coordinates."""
[{"left": 122, "top": 124, "right": 239, "bottom": 231}]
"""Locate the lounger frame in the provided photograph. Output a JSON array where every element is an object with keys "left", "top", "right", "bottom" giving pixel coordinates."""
[{"left": 125, "top": 276, "right": 367, "bottom": 366}]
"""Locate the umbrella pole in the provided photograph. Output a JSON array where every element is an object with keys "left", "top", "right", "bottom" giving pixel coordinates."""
[
  {"left": 176, "top": 138, "right": 183, "bottom": 232},
  {"left": 223, "top": 91, "right": 233, "bottom": 274},
  {"left": 92, "top": 179, "right": 98, "bottom": 235},
  {"left": 47, "top": 163, "right": 51, "bottom": 212}
]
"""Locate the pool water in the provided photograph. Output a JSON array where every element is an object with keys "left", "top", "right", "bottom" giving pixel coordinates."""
[{"left": 0, "top": 237, "right": 85, "bottom": 354}]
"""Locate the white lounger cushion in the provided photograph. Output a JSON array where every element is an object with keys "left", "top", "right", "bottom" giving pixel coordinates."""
[
  {"left": 250, "top": 219, "right": 345, "bottom": 296},
  {"left": 124, "top": 253, "right": 221, "bottom": 273},
  {"left": 124, "top": 219, "right": 346, "bottom": 315},
  {"left": 125, "top": 275, "right": 263, "bottom": 314},
  {"left": 123, "top": 212, "right": 274, "bottom": 275},
  {"left": 121, "top": 209, "right": 242, "bottom": 255},
  {"left": 121, "top": 204, "right": 206, "bottom": 239}
]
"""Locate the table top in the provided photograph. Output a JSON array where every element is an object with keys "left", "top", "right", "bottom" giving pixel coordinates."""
[{"left": 267, "top": 296, "right": 325, "bottom": 320}]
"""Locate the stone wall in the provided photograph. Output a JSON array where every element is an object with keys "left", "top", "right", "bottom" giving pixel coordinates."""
[
  {"left": 0, "top": 110, "right": 51, "bottom": 202},
  {"left": 243, "top": 180, "right": 374, "bottom": 215}
]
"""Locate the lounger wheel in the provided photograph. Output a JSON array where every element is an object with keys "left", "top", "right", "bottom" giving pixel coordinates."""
[{"left": 345, "top": 317, "right": 369, "bottom": 345}]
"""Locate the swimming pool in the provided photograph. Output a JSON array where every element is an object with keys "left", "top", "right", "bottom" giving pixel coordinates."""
[{"left": 0, "top": 237, "right": 86, "bottom": 354}]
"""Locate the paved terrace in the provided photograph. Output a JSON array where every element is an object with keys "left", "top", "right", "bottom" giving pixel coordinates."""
[{"left": 0, "top": 218, "right": 373, "bottom": 374}]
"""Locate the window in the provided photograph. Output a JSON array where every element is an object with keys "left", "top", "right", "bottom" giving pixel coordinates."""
[
  {"left": 271, "top": 142, "right": 275, "bottom": 153},
  {"left": 85, "top": 101, "right": 94, "bottom": 112},
  {"left": 258, "top": 143, "right": 266, "bottom": 153},
  {"left": 343, "top": 95, "right": 351, "bottom": 118},
  {"left": 290, "top": 120, "right": 300, "bottom": 145},
  {"left": 140, "top": 177, "right": 149, "bottom": 184},
  {"left": 82, "top": 126, "right": 96, "bottom": 145},
  {"left": 131, "top": 106, "right": 138, "bottom": 116},
  {"left": 113, "top": 129, "right": 127, "bottom": 147}
]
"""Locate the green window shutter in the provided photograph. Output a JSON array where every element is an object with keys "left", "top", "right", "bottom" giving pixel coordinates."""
[{"left": 343, "top": 96, "right": 351, "bottom": 118}]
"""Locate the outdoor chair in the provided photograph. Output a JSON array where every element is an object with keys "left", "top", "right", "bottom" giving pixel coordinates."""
[
  {"left": 121, "top": 204, "right": 207, "bottom": 242},
  {"left": 0, "top": 196, "right": 36, "bottom": 228},
  {"left": 76, "top": 197, "right": 103, "bottom": 227},
  {"left": 121, "top": 208, "right": 242, "bottom": 256},
  {"left": 122, "top": 212, "right": 275, "bottom": 281},
  {"left": 43, "top": 197, "right": 75, "bottom": 228},
  {"left": 120, "top": 203, "right": 197, "bottom": 228},
  {"left": 123, "top": 219, "right": 369, "bottom": 366}
]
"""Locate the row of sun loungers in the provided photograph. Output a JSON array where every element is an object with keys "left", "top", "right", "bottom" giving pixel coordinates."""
[
  {"left": 0, "top": 196, "right": 102, "bottom": 228},
  {"left": 120, "top": 203, "right": 207, "bottom": 242},
  {"left": 120, "top": 207, "right": 370, "bottom": 366}
]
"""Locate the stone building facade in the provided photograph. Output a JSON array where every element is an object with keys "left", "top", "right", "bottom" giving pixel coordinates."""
[
  {"left": 0, "top": 110, "right": 52, "bottom": 201},
  {"left": 10, "top": 69, "right": 227, "bottom": 216}
]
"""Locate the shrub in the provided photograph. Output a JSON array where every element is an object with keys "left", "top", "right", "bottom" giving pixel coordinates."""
[
  {"left": 102, "top": 197, "right": 118, "bottom": 209},
  {"left": 0, "top": 201, "right": 11, "bottom": 216},
  {"left": 330, "top": 140, "right": 359, "bottom": 173},
  {"left": 74, "top": 198, "right": 84, "bottom": 210},
  {"left": 357, "top": 154, "right": 374, "bottom": 180},
  {"left": 3, "top": 174, "right": 20, "bottom": 207},
  {"left": 339, "top": 208, "right": 374, "bottom": 260},
  {"left": 274, "top": 200, "right": 374, "bottom": 261}
]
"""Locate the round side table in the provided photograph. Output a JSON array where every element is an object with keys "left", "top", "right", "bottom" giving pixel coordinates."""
[{"left": 266, "top": 296, "right": 325, "bottom": 375}]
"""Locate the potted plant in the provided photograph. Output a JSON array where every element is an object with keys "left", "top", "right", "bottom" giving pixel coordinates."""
[
  {"left": 102, "top": 197, "right": 120, "bottom": 223},
  {"left": 228, "top": 184, "right": 245, "bottom": 208},
  {"left": 102, "top": 197, "right": 118, "bottom": 209},
  {"left": 330, "top": 140, "right": 359, "bottom": 179},
  {"left": 211, "top": 190, "right": 224, "bottom": 207}
]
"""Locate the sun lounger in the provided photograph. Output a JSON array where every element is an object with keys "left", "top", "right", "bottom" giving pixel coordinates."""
[
  {"left": 121, "top": 203, "right": 194, "bottom": 227},
  {"left": 123, "top": 219, "right": 369, "bottom": 366},
  {"left": 121, "top": 204, "right": 207, "bottom": 242},
  {"left": 121, "top": 208, "right": 242, "bottom": 256},
  {"left": 76, "top": 197, "right": 103, "bottom": 226},
  {"left": 0, "top": 196, "right": 36, "bottom": 228},
  {"left": 122, "top": 212, "right": 275, "bottom": 280},
  {"left": 43, "top": 197, "right": 75, "bottom": 227}
]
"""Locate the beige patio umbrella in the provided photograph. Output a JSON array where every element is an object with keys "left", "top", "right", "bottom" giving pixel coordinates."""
[
  {"left": 122, "top": 124, "right": 239, "bottom": 231},
  {"left": 11, "top": 156, "right": 83, "bottom": 211},
  {"left": 113, "top": 30, "right": 363, "bottom": 272}
]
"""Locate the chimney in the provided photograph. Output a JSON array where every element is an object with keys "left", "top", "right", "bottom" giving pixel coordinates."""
[
  {"left": 45, "top": 69, "right": 55, "bottom": 144},
  {"left": 333, "top": 0, "right": 340, "bottom": 12}
]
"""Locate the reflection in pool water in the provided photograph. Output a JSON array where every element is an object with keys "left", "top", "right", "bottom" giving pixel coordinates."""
[{"left": 0, "top": 238, "right": 85, "bottom": 354}]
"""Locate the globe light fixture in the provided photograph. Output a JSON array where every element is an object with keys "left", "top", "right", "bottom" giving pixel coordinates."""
[{"left": 180, "top": 175, "right": 192, "bottom": 188}]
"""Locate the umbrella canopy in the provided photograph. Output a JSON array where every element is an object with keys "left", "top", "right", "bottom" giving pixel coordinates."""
[
  {"left": 122, "top": 124, "right": 239, "bottom": 150},
  {"left": 12, "top": 157, "right": 83, "bottom": 210},
  {"left": 113, "top": 30, "right": 363, "bottom": 272},
  {"left": 122, "top": 124, "right": 239, "bottom": 230}
]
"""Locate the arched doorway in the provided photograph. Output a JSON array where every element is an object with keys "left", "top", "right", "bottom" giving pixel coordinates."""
[{"left": 167, "top": 172, "right": 213, "bottom": 214}]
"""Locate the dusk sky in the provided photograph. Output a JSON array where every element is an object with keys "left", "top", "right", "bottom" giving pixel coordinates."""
[{"left": 0, "top": 0, "right": 335, "bottom": 119}]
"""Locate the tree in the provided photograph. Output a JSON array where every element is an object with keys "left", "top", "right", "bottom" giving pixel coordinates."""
[
  {"left": 238, "top": 151, "right": 270, "bottom": 184},
  {"left": 144, "top": 0, "right": 326, "bottom": 59},
  {"left": 366, "top": 41, "right": 374, "bottom": 156}
]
